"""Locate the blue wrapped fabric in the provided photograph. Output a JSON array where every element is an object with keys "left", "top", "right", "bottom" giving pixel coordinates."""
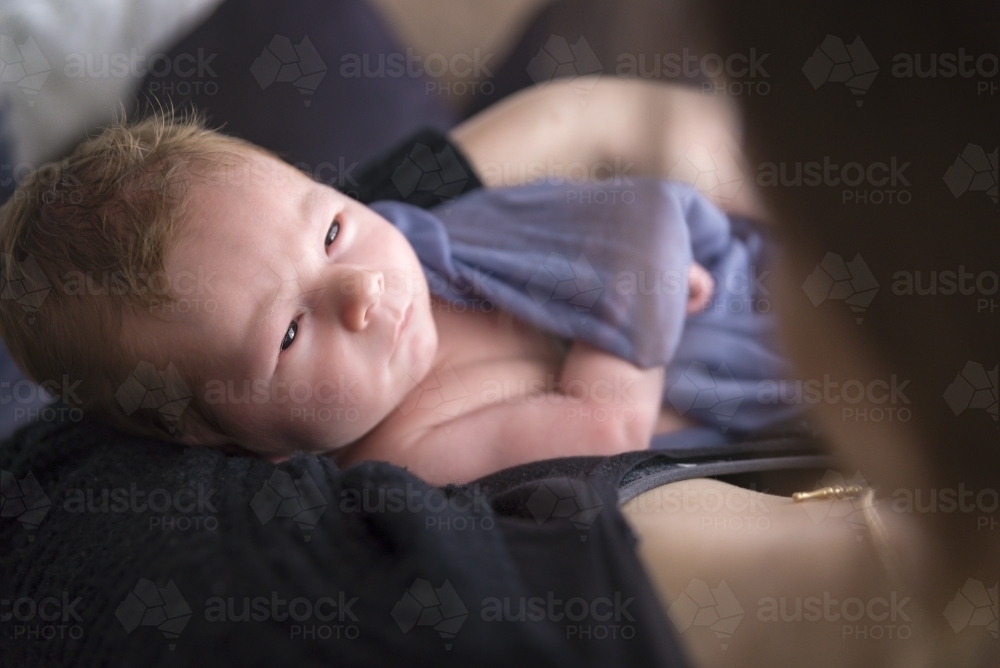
[{"left": 370, "top": 179, "right": 803, "bottom": 435}]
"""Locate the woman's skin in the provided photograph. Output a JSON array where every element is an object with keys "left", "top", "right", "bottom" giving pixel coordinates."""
[
  {"left": 449, "top": 75, "right": 768, "bottom": 221},
  {"left": 446, "top": 77, "right": 938, "bottom": 668}
]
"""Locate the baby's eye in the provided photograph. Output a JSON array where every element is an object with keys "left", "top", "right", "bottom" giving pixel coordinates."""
[
  {"left": 280, "top": 320, "right": 298, "bottom": 352},
  {"left": 325, "top": 218, "right": 340, "bottom": 248}
]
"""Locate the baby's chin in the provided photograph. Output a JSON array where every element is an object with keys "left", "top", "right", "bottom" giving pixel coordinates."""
[
  {"left": 250, "top": 440, "right": 349, "bottom": 465},
  {"left": 238, "top": 417, "right": 381, "bottom": 463}
]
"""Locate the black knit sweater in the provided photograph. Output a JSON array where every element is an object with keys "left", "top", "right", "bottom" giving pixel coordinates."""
[{"left": 1, "top": 412, "right": 689, "bottom": 667}]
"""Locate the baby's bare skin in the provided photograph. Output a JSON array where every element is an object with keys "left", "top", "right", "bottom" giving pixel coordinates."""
[{"left": 337, "top": 293, "right": 696, "bottom": 485}]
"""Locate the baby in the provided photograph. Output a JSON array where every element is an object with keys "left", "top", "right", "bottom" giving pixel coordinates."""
[{"left": 0, "top": 116, "right": 712, "bottom": 485}]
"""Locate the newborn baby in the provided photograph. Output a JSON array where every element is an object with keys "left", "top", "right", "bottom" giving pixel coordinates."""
[{"left": 0, "top": 117, "right": 712, "bottom": 485}]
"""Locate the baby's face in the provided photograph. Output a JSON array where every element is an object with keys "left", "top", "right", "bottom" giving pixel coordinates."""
[{"left": 139, "top": 149, "right": 437, "bottom": 456}]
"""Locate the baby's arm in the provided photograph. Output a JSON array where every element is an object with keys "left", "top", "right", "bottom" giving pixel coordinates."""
[
  {"left": 558, "top": 339, "right": 666, "bottom": 449},
  {"left": 387, "top": 340, "right": 664, "bottom": 485}
]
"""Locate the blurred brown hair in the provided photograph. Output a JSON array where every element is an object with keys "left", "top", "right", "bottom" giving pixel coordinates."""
[{"left": 0, "top": 112, "right": 262, "bottom": 440}]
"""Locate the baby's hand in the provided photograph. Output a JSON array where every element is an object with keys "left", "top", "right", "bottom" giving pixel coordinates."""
[{"left": 686, "top": 262, "right": 714, "bottom": 315}]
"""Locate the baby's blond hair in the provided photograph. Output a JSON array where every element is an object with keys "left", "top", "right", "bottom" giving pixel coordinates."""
[{"left": 0, "top": 113, "right": 264, "bottom": 441}]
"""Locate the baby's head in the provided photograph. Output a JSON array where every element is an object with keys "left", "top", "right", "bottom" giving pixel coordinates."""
[{"left": 0, "top": 115, "right": 436, "bottom": 457}]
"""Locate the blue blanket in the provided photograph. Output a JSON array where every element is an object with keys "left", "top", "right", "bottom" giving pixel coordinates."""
[{"left": 371, "top": 179, "right": 802, "bottom": 435}]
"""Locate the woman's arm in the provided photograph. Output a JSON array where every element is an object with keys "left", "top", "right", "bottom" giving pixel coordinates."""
[{"left": 448, "top": 76, "right": 766, "bottom": 220}]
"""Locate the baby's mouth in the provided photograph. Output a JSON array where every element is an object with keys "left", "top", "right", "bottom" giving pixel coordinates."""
[{"left": 392, "top": 302, "right": 414, "bottom": 355}]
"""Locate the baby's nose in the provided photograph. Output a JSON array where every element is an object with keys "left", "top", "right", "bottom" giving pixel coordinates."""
[{"left": 341, "top": 268, "right": 384, "bottom": 331}]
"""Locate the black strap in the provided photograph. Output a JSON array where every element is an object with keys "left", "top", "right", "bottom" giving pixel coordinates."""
[{"left": 352, "top": 127, "right": 485, "bottom": 207}]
